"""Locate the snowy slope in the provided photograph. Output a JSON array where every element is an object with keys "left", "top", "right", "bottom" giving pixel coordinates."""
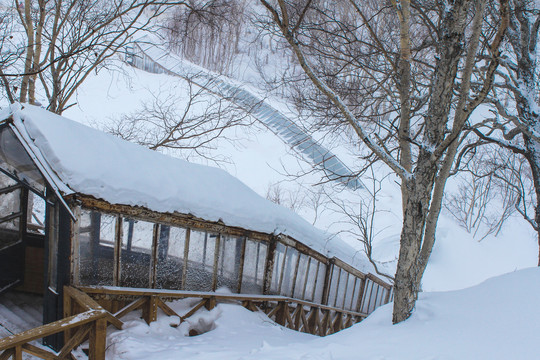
[{"left": 106, "top": 267, "right": 540, "bottom": 360}]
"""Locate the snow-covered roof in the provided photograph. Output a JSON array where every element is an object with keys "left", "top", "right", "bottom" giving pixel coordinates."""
[{"left": 0, "top": 103, "right": 375, "bottom": 274}]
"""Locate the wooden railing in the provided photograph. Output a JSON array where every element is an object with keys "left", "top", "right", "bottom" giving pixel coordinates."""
[
  {"left": 0, "top": 287, "right": 123, "bottom": 360},
  {"left": 80, "top": 286, "right": 369, "bottom": 336}
]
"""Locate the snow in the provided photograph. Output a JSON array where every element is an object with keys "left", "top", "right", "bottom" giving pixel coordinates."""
[
  {"left": 106, "top": 267, "right": 540, "bottom": 359},
  {"left": 1, "top": 103, "right": 375, "bottom": 274}
]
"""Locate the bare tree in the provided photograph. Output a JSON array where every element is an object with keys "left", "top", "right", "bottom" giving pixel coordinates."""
[
  {"left": 2, "top": 0, "right": 189, "bottom": 114},
  {"left": 259, "top": 0, "right": 508, "bottom": 323},
  {"left": 472, "top": 0, "right": 540, "bottom": 265},
  {"left": 105, "top": 79, "right": 253, "bottom": 165},
  {"left": 444, "top": 146, "right": 518, "bottom": 241}
]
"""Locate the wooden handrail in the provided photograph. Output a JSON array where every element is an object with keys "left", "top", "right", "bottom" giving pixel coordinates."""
[
  {"left": 0, "top": 310, "right": 105, "bottom": 351},
  {"left": 79, "top": 286, "right": 369, "bottom": 318}
]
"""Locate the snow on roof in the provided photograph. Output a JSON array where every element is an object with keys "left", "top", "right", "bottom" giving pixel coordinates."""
[{"left": 1, "top": 103, "right": 376, "bottom": 274}]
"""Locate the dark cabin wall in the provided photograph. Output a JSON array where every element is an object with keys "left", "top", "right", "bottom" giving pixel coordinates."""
[{"left": 42, "top": 194, "right": 72, "bottom": 350}]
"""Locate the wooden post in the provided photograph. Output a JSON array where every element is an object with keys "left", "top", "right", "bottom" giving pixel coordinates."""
[
  {"left": 262, "top": 236, "right": 277, "bottom": 295},
  {"left": 63, "top": 289, "right": 72, "bottom": 344},
  {"left": 14, "top": 345, "right": 22, "bottom": 360},
  {"left": 142, "top": 296, "right": 158, "bottom": 324},
  {"left": 301, "top": 257, "right": 312, "bottom": 300},
  {"left": 149, "top": 224, "right": 159, "bottom": 289},
  {"left": 236, "top": 236, "right": 247, "bottom": 293},
  {"left": 212, "top": 234, "right": 221, "bottom": 291},
  {"left": 89, "top": 318, "right": 107, "bottom": 360},
  {"left": 181, "top": 229, "right": 190, "bottom": 290},
  {"left": 322, "top": 259, "right": 334, "bottom": 305},
  {"left": 113, "top": 216, "right": 123, "bottom": 286},
  {"left": 290, "top": 253, "right": 302, "bottom": 297},
  {"left": 356, "top": 277, "right": 367, "bottom": 313},
  {"left": 277, "top": 246, "right": 288, "bottom": 294},
  {"left": 70, "top": 205, "right": 81, "bottom": 286},
  {"left": 205, "top": 296, "right": 216, "bottom": 311},
  {"left": 311, "top": 261, "right": 320, "bottom": 301}
]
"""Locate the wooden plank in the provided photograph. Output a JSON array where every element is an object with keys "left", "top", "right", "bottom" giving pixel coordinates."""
[
  {"left": 236, "top": 237, "right": 247, "bottom": 293},
  {"left": 322, "top": 260, "right": 334, "bottom": 305},
  {"left": 70, "top": 204, "right": 82, "bottom": 287},
  {"left": 89, "top": 318, "right": 107, "bottom": 360},
  {"left": 181, "top": 299, "right": 207, "bottom": 321},
  {"left": 181, "top": 228, "right": 190, "bottom": 290},
  {"left": 14, "top": 346, "right": 21, "bottom": 360},
  {"left": 142, "top": 296, "right": 158, "bottom": 324},
  {"left": 114, "top": 298, "right": 147, "bottom": 319},
  {"left": 113, "top": 216, "right": 123, "bottom": 286},
  {"left": 21, "top": 344, "right": 56, "bottom": 359},
  {"left": 63, "top": 287, "right": 73, "bottom": 344},
  {"left": 341, "top": 272, "right": 350, "bottom": 309},
  {"left": 0, "top": 311, "right": 106, "bottom": 351},
  {"left": 356, "top": 277, "right": 367, "bottom": 313},
  {"left": 57, "top": 324, "right": 91, "bottom": 359},
  {"left": 290, "top": 253, "right": 302, "bottom": 297},
  {"left": 262, "top": 236, "right": 277, "bottom": 295},
  {"left": 266, "top": 303, "right": 281, "bottom": 320},
  {"left": 150, "top": 224, "right": 160, "bottom": 289},
  {"left": 212, "top": 234, "right": 221, "bottom": 291},
  {"left": 80, "top": 286, "right": 368, "bottom": 318},
  {"left": 301, "top": 257, "right": 312, "bottom": 300},
  {"left": 282, "top": 303, "right": 294, "bottom": 327},
  {"left": 0, "top": 348, "right": 13, "bottom": 360},
  {"left": 78, "top": 196, "right": 271, "bottom": 242},
  {"left": 277, "top": 246, "right": 289, "bottom": 294},
  {"left": 156, "top": 298, "right": 179, "bottom": 318},
  {"left": 311, "top": 261, "right": 320, "bottom": 301},
  {"left": 205, "top": 297, "right": 217, "bottom": 311}
]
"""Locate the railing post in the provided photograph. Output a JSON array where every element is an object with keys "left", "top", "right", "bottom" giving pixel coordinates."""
[
  {"left": 89, "top": 318, "right": 107, "bottom": 360},
  {"left": 262, "top": 236, "right": 277, "bottom": 295},
  {"left": 63, "top": 287, "right": 73, "bottom": 344},
  {"left": 142, "top": 296, "right": 158, "bottom": 324},
  {"left": 322, "top": 259, "right": 334, "bottom": 305}
]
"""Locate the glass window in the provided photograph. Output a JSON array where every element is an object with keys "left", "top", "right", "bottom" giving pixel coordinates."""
[
  {"left": 293, "top": 254, "right": 309, "bottom": 299},
  {"left": 313, "top": 262, "right": 326, "bottom": 304},
  {"left": 270, "top": 242, "right": 287, "bottom": 294},
  {"left": 327, "top": 266, "right": 341, "bottom": 307},
  {"left": 0, "top": 126, "right": 46, "bottom": 196},
  {"left": 280, "top": 247, "right": 299, "bottom": 297},
  {"left": 120, "top": 218, "right": 153, "bottom": 288},
  {"left": 241, "top": 239, "right": 267, "bottom": 294},
  {"left": 78, "top": 210, "right": 115, "bottom": 286},
  {"left": 156, "top": 226, "right": 186, "bottom": 290},
  {"left": 216, "top": 235, "right": 243, "bottom": 291},
  {"left": 184, "top": 230, "right": 216, "bottom": 291}
]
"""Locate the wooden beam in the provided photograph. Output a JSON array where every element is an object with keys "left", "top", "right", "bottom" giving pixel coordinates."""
[
  {"left": 114, "top": 298, "right": 147, "bottom": 319},
  {"left": 57, "top": 324, "right": 91, "bottom": 359},
  {"left": 181, "top": 228, "right": 190, "bottom": 290},
  {"left": 21, "top": 344, "right": 56, "bottom": 359},
  {"left": 113, "top": 216, "right": 123, "bottom": 286},
  {"left": 150, "top": 224, "right": 160, "bottom": 289},
  {"left": 262, "top": 236, "right": 277, "bottom": 295},
  {"left": 89, "top": 318, "right": 107, "bottom": 360},
  {"left": 212, "top": 234, "right": 221, "bottom": 291},
  {"left": 142, "top": 296, "right": 158, "bottom": 324},
  {"left": 236, "top": 236, "right": 247, "bottom": 293},
  {"left": 156, "top": 298, "right": 179, "bottom": 318}
]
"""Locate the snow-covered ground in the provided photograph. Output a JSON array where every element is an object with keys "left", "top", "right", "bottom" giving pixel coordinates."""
[{"left": 107, "top": 267, "right": 540, "bottom": 359}]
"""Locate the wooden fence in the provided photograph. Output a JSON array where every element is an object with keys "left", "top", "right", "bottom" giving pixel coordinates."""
[{"left": 80, "top": 286, "right": 368, "bottom": 337}]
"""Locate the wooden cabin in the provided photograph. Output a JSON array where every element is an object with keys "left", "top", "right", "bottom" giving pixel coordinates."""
[{"left": 0, "top": 104, "right": 392, "bottom": 350}]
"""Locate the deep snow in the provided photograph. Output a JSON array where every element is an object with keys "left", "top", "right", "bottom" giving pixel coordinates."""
[{"left": 107, "top": 267, "right": 540, "bottom": 360}]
